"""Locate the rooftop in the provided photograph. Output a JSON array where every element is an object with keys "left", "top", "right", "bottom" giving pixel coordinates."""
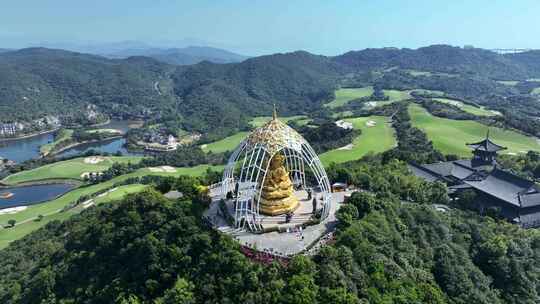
[
  {"left": 466, "top": 131, "right": 507, "bottom": 153},
  {"left": 463, "top": 168, "right": 538, "bottom": 207}
]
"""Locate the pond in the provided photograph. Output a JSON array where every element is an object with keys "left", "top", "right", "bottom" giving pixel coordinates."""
[
  {"left": 0, "top": 132, "right": 54, "bottom": 163},
  {"left": 55, "top": 137, "right": 143, "bottom": 158},
  {"left": 0, "top": 183, "right": 75, "bottom": 210}
]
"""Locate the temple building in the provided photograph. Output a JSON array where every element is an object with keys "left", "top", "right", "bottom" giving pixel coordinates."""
[{"left": 410, "top": 133, "right": 540, "bottom": 228}]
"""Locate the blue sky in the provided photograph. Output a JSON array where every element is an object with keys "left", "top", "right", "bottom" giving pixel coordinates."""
[{"left": 1, "top": 0, "right": 539, "bottom": 55}]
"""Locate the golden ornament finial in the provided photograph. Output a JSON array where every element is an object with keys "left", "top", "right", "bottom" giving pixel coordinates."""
[{"left": 272, "top": 104, "right": 278, "bottom": 120}]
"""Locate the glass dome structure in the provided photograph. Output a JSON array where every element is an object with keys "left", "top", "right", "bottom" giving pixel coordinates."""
[{"left": 221, "top": 108, "right": 331, "bottom": 231}]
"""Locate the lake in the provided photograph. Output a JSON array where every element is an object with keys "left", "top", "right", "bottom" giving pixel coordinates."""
[
  {"left": 0, "top": 132, "right": 54, "bottom": 163},
  {"left": 0, "top": 183, "right": 75, "bottom": 209},
  {"left": 0, "top": 120, "right": 143, "bottom": 163},
  {"left": 56, "top": 137, "right": 143, "bottom": 158}
]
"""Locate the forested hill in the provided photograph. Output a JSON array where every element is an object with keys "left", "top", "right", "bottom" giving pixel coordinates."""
[
  {"left": 334, "top": 45, "right": 539, "bottom": 79},
  {"left": 3, "top": 161, "right": 540, "bottom": 303},
  {"left": 0, "top": 48, "right": 340, "bottom": 137},
  {"left": 2, "top": 45, "right": 540, "bottom": 137},
  {"left": 172, "top": 51, "right": 341, "bottom": 133},
  {"left": 0, "top": 48, "right": 177, "bottom": 122},
  {"left": 506, "top": 50, "right": 540, "bottom": 76}
]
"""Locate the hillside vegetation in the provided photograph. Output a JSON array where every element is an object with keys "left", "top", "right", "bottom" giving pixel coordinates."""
[{"left": 2, "top": 160, "right": 540, "bottom": 303}]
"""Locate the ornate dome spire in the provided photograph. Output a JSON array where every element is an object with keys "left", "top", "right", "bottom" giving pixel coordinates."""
[{"left": 245, "top": 107, "right": 303, "bottom": 154}]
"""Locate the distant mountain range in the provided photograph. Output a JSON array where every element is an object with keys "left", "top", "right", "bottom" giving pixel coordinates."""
[
  {"left": 21, "top": 41, "right": 250, "bottom": 65},
  {"left": 103, "top": 46, "right": 249, "bottom": 65},
  {"left": 1, "top": 44, "right": 540, "bottom": 137}
]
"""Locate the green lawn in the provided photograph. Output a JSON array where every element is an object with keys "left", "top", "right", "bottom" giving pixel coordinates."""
[
  {"left": 2, "top": 156, "right": 144, "bottom": 185},
  {"left": 249, "top": 115, "right": 310, "bottom": 128},
  {"left": 39, "top": 129, "right": 74, "bottom": 155},
  {"left": 532, "top": 87, "right": 540, "bottom": 95},
  {"left": 201, "top": 116, "right": 314, "bottom": 154},
  {"left": 331, "top": 111, "right": 355, "bottom": 119},
  {"left": 383, "top": 89, "right": 412, "bottom": 102},
  {"left": 324, "top": 87, "right": 410, "bottom": 110},
  {"left": 200, "top": 132, "right": 249, "bottom": 154},
  {"left": 93, "top": 184, "right": 149, "bottom": 204},
  {"left": 411, "top": 89, "right": 445, "bottom": 96},
  {"left": 0, "top": 211, "right": 71, "bottom": 249},
  {"left": 0, "top": 164, "right": 221, "bottom": 248},
  {"left": 409, "top": 104, "right": 540, "bottom": 157},
  {"left": 433, "top": 98, "right": 501, "bottom": 116},
  {"left": 325, "top": 87, "right": 374, "bottom": 108},
  {"left": 319, "top": 116, "right": 396, "bottom": 164},
  {"left": 86, "top": 128, "right": 122, "bottom": 134}
]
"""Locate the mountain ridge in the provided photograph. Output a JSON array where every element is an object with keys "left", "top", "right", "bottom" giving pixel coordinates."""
[{"left": 1, "top": 44, "right": 540, "bottom": 137}]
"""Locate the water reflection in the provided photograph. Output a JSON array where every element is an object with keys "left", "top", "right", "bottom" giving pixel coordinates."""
[
  {"left": 56, "top": 137, "right": 142, "bottom": 158},
  {"left": 0, "top": 183, "right": 75, "bottom": 209},
  {"left": 0, "top": 132, "right": 54, "bottom": 163},
  {"left": 0, "top": 120, "right": 144, "bottom": 163}
]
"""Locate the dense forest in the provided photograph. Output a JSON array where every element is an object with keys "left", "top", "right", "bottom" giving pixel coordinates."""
[
  {"left": 2, "top": 45, "right": 540, "bottom": 139},
  {"left": 2, "top": 158, "right": 540, "bottom": 303}
]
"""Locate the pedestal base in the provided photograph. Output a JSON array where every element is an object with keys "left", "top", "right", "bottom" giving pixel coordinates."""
[{"left": 259, "top": 195, "right": 300, "bottom": 216}]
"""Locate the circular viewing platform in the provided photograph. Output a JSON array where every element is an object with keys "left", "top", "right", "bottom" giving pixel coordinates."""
[{"left": 204, "top": 187, "right": 351, "bottom": 257}]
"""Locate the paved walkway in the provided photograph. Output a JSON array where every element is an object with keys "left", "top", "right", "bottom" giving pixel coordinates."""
[{"left": 205, "top": 188, "right": 352, "bottom": 256}]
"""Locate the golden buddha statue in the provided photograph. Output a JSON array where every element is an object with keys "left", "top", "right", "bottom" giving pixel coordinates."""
[{"left": 259, "top": 153, "right": 299, "bottom": 215}]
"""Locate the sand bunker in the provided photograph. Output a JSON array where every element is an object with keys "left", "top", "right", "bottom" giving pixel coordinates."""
[
  {"left": 507, "top": 152, "right": 517, "bottom": 156},
  {"left": 335, "top": 120, "right": 353, "bottom": 130},
  {"left": 366, "top": 101, "right": 377, "bottom": 108},
  {"left": 337, "top": 144, "right": 354, "bottom": 150},
  {"left": 80, "top": 172, "right": 103, "bottom": 179},
  {"left": 0, "top": 206, "right": 27, "bottom": 215},
  {"left": 84, "top": 156, "right": 105, "bottom": 164},
  {"left": 149, "top": 166, "right": 177, "bottom": 173},
  {"left": 81, "top": 198, "right": 96, "bottom": 209},
  {"left": 366, "top": 120, "right": 377, "bottom": 127},
  {"left": 444, "top": 100, "right": 461, "bottom": 107}
]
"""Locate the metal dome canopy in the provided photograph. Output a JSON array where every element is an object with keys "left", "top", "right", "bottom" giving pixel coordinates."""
[{"left": 221, "top": 107, "right": 332, "bottom": 231}]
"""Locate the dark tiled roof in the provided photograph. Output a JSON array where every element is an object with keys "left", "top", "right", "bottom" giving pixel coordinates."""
[
  {"left": 408, "top": 164, "right": 441, "bottom": 182},
  {"left": 412, "top": 160, "right": 475, "bottom": 181},
  {"left": 423, "top": 162, "right": 454, "bottom": 177},
  {"left": 519, "top": 205, "right": 540, "bottom": 228},
  {"left": 451, "top": 163, "right": 476, "bottom": 180},
  {"left": 467, "top": 138, "right": 507, "bottom": 152},
  {"left": 464, "top": 169, "right": 536, "bottom": 206},
  {"left": 520, "top": 192, "right": 540, "bottom": 208},
  {"left": 454, "top": 158, "right": 496, "bottom": 170}
]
